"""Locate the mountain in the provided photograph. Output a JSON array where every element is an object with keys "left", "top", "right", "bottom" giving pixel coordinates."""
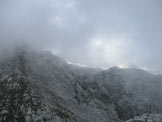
[
  {"left": 86, "top": 67, "right": 162, "bottom": 121},
  {"left": 0, "top": 45, "right": 162, "bottom": 122}
]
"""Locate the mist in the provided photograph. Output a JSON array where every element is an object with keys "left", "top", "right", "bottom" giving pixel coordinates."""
[{"left": 0, "top": 0, "right": 162, "bottom": 73}]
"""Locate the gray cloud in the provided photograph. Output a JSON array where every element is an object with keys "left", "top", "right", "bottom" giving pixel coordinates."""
[{"left": 0, "top": 0, "right": 162, "bottom": 73}]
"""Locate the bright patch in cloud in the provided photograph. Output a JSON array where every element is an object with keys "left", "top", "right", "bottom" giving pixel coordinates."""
[{"left": 89, "top": 36, "right": 131, "bottom": 68}]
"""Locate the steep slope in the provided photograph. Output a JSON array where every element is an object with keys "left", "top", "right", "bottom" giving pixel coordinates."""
[
  {"left": 0, "top": 47, "right": 121, "bottom": 122},
  {"left": 86, "top": 67, "right": 162, "bottom": 120},
  {"left": 0, "top": 46, "right": 162, "bottom": 122}
]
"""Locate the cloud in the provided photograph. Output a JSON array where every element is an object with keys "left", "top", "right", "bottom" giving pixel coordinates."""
[{"left": 0, "top": 0, "right": 162, "bottom": 73}]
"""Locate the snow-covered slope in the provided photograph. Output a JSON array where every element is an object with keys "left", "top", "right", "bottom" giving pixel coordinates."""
[
  {"left": 86, "top": 66, "right": 162, "bottom": 120},
  {"left": 126, "top": 114, "right": 162, "bottom": 122},
  {"left": 0, "top": 46, "right": 162, "bottom": 122}
]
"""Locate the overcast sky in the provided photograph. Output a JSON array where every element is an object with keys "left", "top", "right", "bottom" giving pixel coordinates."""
[{"left": 0, "top": 0, "right": 162, "bottom": 73}]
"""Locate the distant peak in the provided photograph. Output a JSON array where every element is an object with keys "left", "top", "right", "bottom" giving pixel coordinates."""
[{"left": 108, "top": 66, "right": 122, "bottom": 71}]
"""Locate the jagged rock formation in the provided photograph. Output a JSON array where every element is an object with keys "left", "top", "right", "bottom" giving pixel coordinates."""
[{"left": 0, "top": 45, "right": 162, "bottom": 122}]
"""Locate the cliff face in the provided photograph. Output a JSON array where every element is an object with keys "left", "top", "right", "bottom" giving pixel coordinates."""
[{"left": 0, "top": 47, "right": 162, "bottom": 122}]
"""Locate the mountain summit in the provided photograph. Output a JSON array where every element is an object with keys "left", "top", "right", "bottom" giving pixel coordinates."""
[{"left": 0, "top": 46, "right": 162, "bottom": 122}]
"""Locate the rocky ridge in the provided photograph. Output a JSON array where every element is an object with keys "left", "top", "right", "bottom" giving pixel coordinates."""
[{"left": 0, "top": 46, "right": 162, "bottom": 122}]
